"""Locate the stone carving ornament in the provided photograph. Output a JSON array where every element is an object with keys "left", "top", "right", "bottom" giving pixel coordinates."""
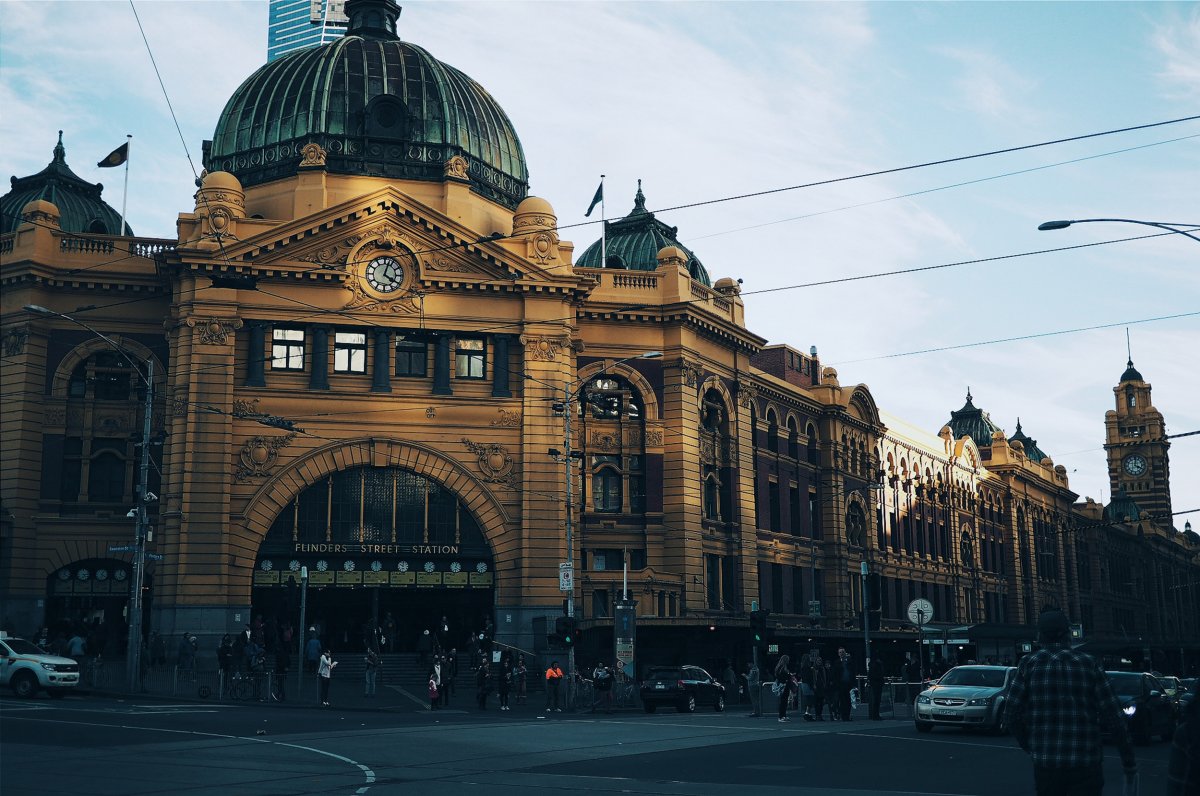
[
  {"left": 491, "top": 409, "right": 521, "bottom": 427},
  {"left": 300, "top": 142, "right": 328, "bottom": 167},
  {"left": 443, "top": 155, "right": 469, "bottom": 180},
  {"left": 523, "top": 336, "right": 569, "bottom": 362},
  {"left": 236, "top": 433, "right": 296, "bottom": 482},
  {"left": 461, "top": 438, "right": 519, "bottom": 488},
  {"left": 188, "top": 316, "right": 243, "bottom": 346},
  {"left": 3, "top": 326, "right": 29, "bottom": 357}
]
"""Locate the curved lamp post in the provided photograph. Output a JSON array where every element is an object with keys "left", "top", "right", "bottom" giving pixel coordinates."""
[
  {"left": 1037, "top": 218, "right": 1200, "bottom": 243},
  {"left": 24, "top": 304, "right": 156, "bottom": 693}
]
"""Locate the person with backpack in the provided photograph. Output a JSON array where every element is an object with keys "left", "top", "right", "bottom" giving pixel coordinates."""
[
  {"left": 591, "top": 662, "right": 614, "bottom": 714},
  {"left": 774, "top": 655, "right": 795, "bottom": 723},
  {"left": 364, "top": 646, "right": 381, "bottom": 697}
]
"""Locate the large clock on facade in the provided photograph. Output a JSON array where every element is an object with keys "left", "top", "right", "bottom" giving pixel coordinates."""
[
  {"left": 1122, "top": 454, "right": 1148, "bottom": 476},
  {"left": 365, "top": 255, "right": 406, "bottom": 294}
]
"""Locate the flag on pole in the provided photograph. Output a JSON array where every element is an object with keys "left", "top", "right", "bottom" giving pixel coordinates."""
[
  {"left": 97, "top": 142, "right": 129, "bottom": 168},
  {"left": 585, "top": 180, "right": 604, "bottom": 217}
]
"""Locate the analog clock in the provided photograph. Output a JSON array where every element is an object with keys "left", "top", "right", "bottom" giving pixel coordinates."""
[
  {"left": 365, "top": 255, "right": 405, "bottom": 294},
  {"left": 1122, "top": 454, "right": 1148, "bottom": 476},
  {"left": 907, "top": 598, "right": 934, "bottom": 626}
]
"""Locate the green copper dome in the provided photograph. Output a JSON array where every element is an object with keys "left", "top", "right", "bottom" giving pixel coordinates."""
[
  {"left": 205, "top": 0, "right": 528, "bottom": 209},
  {"left": 1, "top": 132, "right": 129, "bottom": 236},
  {"left": 1009, "top": 419, "right": 1048, "bottom": 462},
  {"left": 1120, "top": 358, "right": 1143, "bottom": 383},
  {"left": 947, "top": 389, "right": 1004, "bottom": 449},
  {"left": 1105, "top": 487, "right": 1142, "bottom": 523},
  {"left": 576, "top": 182, "right": 711, "bottom": 286}
]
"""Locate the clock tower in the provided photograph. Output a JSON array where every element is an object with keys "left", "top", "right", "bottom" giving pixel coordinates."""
[{"left": 1104, "top": 359, "right": 1172, "bottom": 525}]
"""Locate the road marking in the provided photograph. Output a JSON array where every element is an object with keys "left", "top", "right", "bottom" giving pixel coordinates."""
[{"left": 4, "top": 714, "right": 377, "bottom": 794}]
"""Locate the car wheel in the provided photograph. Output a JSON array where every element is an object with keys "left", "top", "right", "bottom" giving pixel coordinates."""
[
  {"left": 714, "top": 694, "right": 725, "bottom": 712},
  {"left": 11, "top": 672, "right": 38, "bottom": 698},
  {"left": 643, "top": 703, "right": 656, "bottom": 714},
  {"left": 678, "top": 695, "right": 696, "bottom": 713},
  {"left": 915, "top": 719, "right": 933, "bottom": 733},
  {"left": 47, "top": 688, "right": 67, "bottom": 699}
]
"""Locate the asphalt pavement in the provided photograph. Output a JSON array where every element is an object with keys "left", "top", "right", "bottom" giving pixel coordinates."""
[{"left": 1, "top": 690, "right": 1175, "bottom": 795}]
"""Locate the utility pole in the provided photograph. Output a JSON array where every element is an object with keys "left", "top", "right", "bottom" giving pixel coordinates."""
[
  {"left": 562, "top": 380, "right": 576, "bottom": 705},
  {"left": 126, "top": 359, "right": 153, "bottom": 692},
  {"left": 297, "top": 566, "right": 308, "bottom": 696},
  {"left": 861, "top": 558, "right": 870, "bottom": 668}
]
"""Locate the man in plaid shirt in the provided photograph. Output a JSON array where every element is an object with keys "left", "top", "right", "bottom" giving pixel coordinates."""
[{"left": 1005, "top": 610, "right": 1137, "bottom": 795}]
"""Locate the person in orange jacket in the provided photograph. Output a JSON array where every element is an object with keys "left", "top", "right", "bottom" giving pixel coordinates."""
[{"left": 545, "top": 660, "right": 564, "bottom": 712}]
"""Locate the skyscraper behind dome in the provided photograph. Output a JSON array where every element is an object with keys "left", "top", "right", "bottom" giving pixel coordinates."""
[{"left": 268, "top": 0, "right": 348, "bottom": 62}]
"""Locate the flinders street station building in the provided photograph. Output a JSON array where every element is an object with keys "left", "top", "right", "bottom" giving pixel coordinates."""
[{"left": 2, "top": 0, "right": 1197, "bottom": 675}]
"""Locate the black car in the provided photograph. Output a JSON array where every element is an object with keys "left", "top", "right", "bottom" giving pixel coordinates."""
[
  {"left": 1106, "top": 671, "right": 1177, "bottom": 744},
  {"left": 640, "top": 665, "right": 725, "bottom": 713}
]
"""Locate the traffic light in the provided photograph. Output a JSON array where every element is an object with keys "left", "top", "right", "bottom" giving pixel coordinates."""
[
  {"left": 750, "top": 609, "right": 769, "bottom": 644},
  {"left": 561, "top": 616, "right": 577, "bottom": 647}
]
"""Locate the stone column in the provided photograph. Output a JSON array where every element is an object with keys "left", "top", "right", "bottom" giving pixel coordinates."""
[
  {"left": 371, "top": 329, "right": 391, "bottom": 393},
  {"left": 491, "top": 334, "right": 512, "bottom": 398},
  {"left": 309, "top": 326, "right": 329, "bottom": 390},
  {"left": 244, "top": 322, "right": 266, "bottom": 387},
  {"left": 432, "top": 333, "right": 452, "bottom": 395}
]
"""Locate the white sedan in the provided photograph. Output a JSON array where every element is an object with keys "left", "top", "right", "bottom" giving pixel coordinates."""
[{"left": 914, "top": 665, "right": 1015, "bottom": 734}]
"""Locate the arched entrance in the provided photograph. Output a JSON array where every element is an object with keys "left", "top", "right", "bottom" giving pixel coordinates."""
[
  {"left": 251, "top": 464, "right": 494, "bottom": 653},
  {"left": 45, "top": 558, "right": 149, "bottom": 658}
]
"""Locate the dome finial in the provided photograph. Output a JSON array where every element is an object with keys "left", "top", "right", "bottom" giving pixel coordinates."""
[
  {"left": 53, "top": 130, "right": 65, "bottom": 163},
  {"left": 966, "top": 386, "right": 973, "bottom": 404},
  {"left": 1015, "top": 417, "right": 1022, "bottom": 432},
  {"left": 631, "top": 179, "right": 647, "bottom": 215},
  {"left": 345, "top": 0, "right": 400, "bottom": 40}
]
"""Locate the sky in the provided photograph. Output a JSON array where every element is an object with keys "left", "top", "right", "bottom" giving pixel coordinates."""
[{"left": 2, "top": 1, "right": 1197, "bottom": 526}]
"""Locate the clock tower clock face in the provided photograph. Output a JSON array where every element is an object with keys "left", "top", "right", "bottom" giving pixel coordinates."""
[
  {"left": 365, "top": 255, "right": 405, "bottom": 294},
  {"left": 1122, "top": 454, "right": 1147, "bottom": 476}
]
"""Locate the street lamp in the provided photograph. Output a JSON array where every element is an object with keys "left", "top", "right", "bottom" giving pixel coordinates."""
[
  {"left": 24, "top": 304, "right": 156, "bottom": 692},
  {"left": 526, "top": 350, "right": 661, "bottom": 703},
  {"left": 1037, "top": 218, "right": 1200, "bottom": 243}
]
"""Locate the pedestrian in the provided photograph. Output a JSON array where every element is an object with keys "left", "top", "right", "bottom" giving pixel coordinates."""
[
  {"left": 774, "top": 654, "right": 795, "bottom": 722},
  {"left": 545, "top": 660, "right": 564, "bottom": 712},
  {"left": 867, "top": 656, "right": 884, "bottom": 720},
  {"left": 384, "top": 612, "right": 397, "bottom": 654},
  {"left": 812, "top": 655, "right": 828, "bottom": 721},
  {"left": 430, "top": 656, "right": 443, "bottom": 709},
  {"left": 177, "top": 633, "right": 195, "bottom": 673},
  {"left": 722, "top": 662, "right": 738, "bottom": 702},
  {"left": 745, "top": 661, "right": 762, "bottom": 717},
  {"left": 442, "top": 650, "right": 456, "bottom": 707},
  {"left": 317, "top": 647, "right": 337, "bottom": 706},
  {"left": 903, "top": 653, "right": 919, "bottom": 703},
  {"left": 67, "top": 630, "right": 87, "bottom": 663},
  {"left": 273, "top": 645, "right": 289, "bottom": 702},
  {"left": 304, "top": 630, "right": 321, "bottom": 674},
  {"left": 514, "top": 655, "right": 528, "bottom": 705},
  {"left": 149, "top": 631, "right": 166, "bottom": 668},
  {"left": 1005, "top": 610, "right": 1137, "bottom": 796},
  {"left": 799, "top": 654, "right": 816, "bottom": 720},
  {"left": 1167, "top": 678, "right": 1200, "bottom": 795},
  {"left": 498, "top": 653, "right": 513, "bottom": 711},
  {"left": 835, "top": 648, "right": 855, "bottom": 721},
  {"left": 417, "top": 629, "right": 432, "bottom": 666},
  {"left": 428, "top": 670, "right": 439, "bottom": 711},
  {"left": 437, "top": 615, "right": 451, "bottom": 653},
  {"left": 364, "top": 646, "right": 380, "bottom": 697},
  {"left": 476, "top": 661, "right": 491, "bottom": 710},
  {"left": 591, "top": 662, "right": 613, "bottom": 713}
]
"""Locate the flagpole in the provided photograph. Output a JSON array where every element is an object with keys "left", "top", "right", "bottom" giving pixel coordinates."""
[
  {"left": 599, "top": 174, "right": 606, "bottom": 268},
  {"left": 120, "top": 135, "right": 132, "bottom": 237}
]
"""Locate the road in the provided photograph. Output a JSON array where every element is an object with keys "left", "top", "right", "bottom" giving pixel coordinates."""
[{"left": 1, "top": 692, "right": 1174, "bottom": 795}]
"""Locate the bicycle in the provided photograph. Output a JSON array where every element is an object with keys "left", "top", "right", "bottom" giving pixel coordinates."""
[
  {"left": 571, "top": 677, "right": 594, "bottom": 712},
  {"left": 83, "top": 655, "right": 104, "bottom": 687}
]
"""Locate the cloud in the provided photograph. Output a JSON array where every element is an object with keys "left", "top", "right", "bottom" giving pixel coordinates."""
[
  {"left": 934, "top": 46, "right": 1040, "bottom": 123},
  {"left": 1152, "top": 7, "right": 1200, "bottom": 102}
]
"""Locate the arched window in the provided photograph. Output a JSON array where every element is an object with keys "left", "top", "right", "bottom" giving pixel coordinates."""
[
  {"left": 960, "top": 530, "right": 975, "bottom": 569},
  {"left": 787, "top": 417, "right": 799, "bottom": 460},
  {"left": 766, "top": 409, "right": 778, "bottom": 454},
  {"left": 591, "top": 459, "right": 622, "bottom": 512},
  {"left": 581, "top": 375, "right": 643, "bottom": 420},
  {"left": 700, "top": 388, "right": 731, "bottom": 523},
  {"left": 845, "top": 503, "right": 866, "bottom": 547},
  {"left": 806, "top": 423, "right": 818, "bottom": 465}
]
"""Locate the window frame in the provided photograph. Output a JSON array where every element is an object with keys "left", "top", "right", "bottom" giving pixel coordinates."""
[
  {"left": 271, "top": 327, "right": 306, "bottom": 371},
  {"left": 333, "top": 331, "right": 368, "bottom": 374},
  {"left": 454, "top": 337, "right": 486, "bottom": 379},
  {"left": 394, "top": 334, "right": 428, "bottom": 378}
]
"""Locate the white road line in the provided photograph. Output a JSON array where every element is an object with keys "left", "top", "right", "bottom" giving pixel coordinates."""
[{"left": 4, "top": 714, "right": 376, "bottom": 795}]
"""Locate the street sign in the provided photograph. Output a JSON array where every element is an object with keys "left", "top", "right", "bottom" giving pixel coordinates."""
[
  {"left": 108, "top": 545, "right": 136, "bottom": 553},
  {"left": 768, "top": 644, "right": 779, "bottom": 655},
  {"left": 922, "top": 638, "right": 945, "bottom": 645},
  {"left": 558, "top": 562, "right": 573, "bottom": 592},
  {"left": 947, "top": 638, "right": 970, "bottom": 645},
  {"left": 146, "top": 553, "right": 164, "bottom": 561},
  {"left": 808, "top": 600, "right": 821, "bottom": 619}
]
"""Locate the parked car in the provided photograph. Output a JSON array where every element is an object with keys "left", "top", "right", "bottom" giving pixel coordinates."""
[
  {"left": 914, "top": 665, "right": 1014, "bottom": 734},
  {"left": 1106, "top": 671, "right": 1177, "bottom": 744},
  {"left": 0, "top": 631, "right": 80, "bottom": 698},
  {"left": 1179, "top": 678, "right": 1196, "bottom": 713},
  {"left": 640, "top": 665, "right": 725, "bottom": 713},
  {"left": 1157, "top": 675, "right": 1184, "bottom": 705}
]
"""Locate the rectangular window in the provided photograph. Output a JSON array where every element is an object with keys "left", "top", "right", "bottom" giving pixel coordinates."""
[
  {"left": 768, "top": 481, "right": 781, "bottom": 532},
  {"left": 333, "top": 331, "right": 367, "bottom": 373},
  {"left": 706, "top": 554, "right": 721, "bottom": 610},
  {"left": 721, "top": 556, "right": 737, "bottom": 611},
  {"left": 394, "top": 335, "right": 427, "bottom": 377},
  {"left": 771, "top": 562, "right": 784, "bottom": 611},
  {"left": 61, "top": 438, "right": 83, "bottom": 502},
  {"left": 791, "top": 566, "right": 805, "bottom": 615},
  {"left": 629, "top": 455, "right": 645, "bottom": 513},
  {"left": 454, "top": 337, "right": 485, "bottom": 379},
  {"left": 809, "top": 490, "right": 821, "bottom": 539},
  {"left": 790, "top": 486, "right": 802, "bottom": 536},
  {"left": 272, "top": 327, "right": 305, "bottom": 370},
  {"left": 593, "top": 589, "right": 610, "bottom": 618}
]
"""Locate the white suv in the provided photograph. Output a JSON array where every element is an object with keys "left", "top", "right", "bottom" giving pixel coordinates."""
[{"left": 0, "top": 631, "right": 80, "bottom": 698}]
